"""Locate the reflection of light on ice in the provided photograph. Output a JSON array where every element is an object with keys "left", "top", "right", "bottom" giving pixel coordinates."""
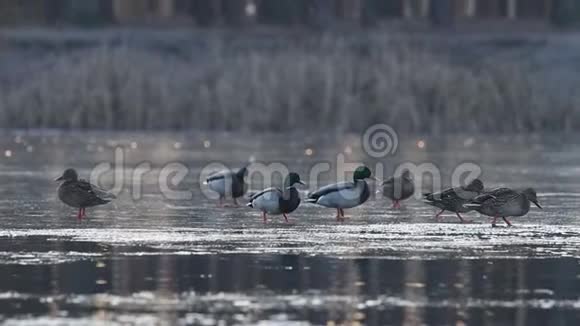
[
  {"left": 304, "top": 148, "right": 314, "bottom": 156},
  {"left": 203, "top": 140, "right": 211, "bottom": 148},
  {"left": 245, "top": 1, "right": 257, "bottom": 16},
  {"left": 4, "top": 150, "right": 12, "bottom": 157},
  {"left": 464, "top": 137, "right": 475, "bottom": 147},
  {"left": 416, "top": 140, "right": 426, "bottom": 149}
]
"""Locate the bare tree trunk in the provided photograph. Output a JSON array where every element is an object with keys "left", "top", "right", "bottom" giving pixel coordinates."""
[
  {"left": 158, "top": 0, "right": 174, "bottom": 18},
  {"left": 465, "top": 0, "right": 476, "bottom": 17},
  {"left": 256, "top": 0, "right": 309, "bottom": 25},
  {"left": 308, "top": 0, "right": 336, "bottom": 29},
  {"left": 420, "top": 0, "right": 430, "bottom": 17},
  {"left": 191, "top": 0, "right": 222, "bottom": 26},
  {"left": 507, "top": 0, "right": 517, "bottom": 19},
  {"left": 429, "top": 0, "right": 454, "bottom": 26},
  {"left": 210, "top": 0, "right": 223, "bottom": 25}
]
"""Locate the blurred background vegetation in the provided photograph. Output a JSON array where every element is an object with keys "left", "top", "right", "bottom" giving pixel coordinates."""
[{"left": 1, "top": 0, "right": 580, "bottom": 133}]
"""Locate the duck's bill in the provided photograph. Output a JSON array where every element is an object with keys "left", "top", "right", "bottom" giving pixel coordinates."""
[
  {"left": 54, "top": 176, "right": 64, "bottom": 182},
  {"left": 371, "top": 177, "right": 382, "bottom": 182},
  {"left": 533, "top": 200, "right": 542, "bottom": 209},
  {"left": 298, "top": 180, "right": 306, "bottom": 185}
]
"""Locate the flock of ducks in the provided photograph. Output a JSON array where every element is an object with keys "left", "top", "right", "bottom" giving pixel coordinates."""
[{"left": 56, "top": 165, "right": 542, "bottom": 227}]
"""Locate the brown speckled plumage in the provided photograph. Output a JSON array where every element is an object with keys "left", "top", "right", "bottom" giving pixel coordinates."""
[{"left": 56, "top": 168, "right": 115, "bottom": 219}]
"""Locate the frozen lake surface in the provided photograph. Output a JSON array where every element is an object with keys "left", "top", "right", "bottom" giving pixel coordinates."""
[{"left": 0, "top": 131, "right": 579, "bottom": 325}]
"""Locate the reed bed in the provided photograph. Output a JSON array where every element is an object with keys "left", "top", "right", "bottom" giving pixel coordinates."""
[{"left": 0, "top": 31, "right": 576, "bottom": 133}]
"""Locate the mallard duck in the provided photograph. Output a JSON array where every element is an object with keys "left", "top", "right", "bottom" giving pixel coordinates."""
[
  {"left": 306, "top": 166, "right": 373, "bottom": 221},
  {"left": 205, "top": 166, "right": 247, "bottom": 206},
  {"left": 247, "top": 172, "right": 305, "bottom": 223},
  {"left": 381, "top": 169, "right": 415, "bottom": 209},
  {"left": 423, "top": 179, "right": 484, "bottom": 223},
  {"left": 55, "top": 168, "right": 116, "bottom": 220},
  {"left": 465, "top": 187, "right": 542, "bottom": 227}
]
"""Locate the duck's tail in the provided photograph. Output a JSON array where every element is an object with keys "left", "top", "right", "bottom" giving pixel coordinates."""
[
  {"left": 422, "top": 192, "right": 434, "bottom": 202},
  {"left": 246, "top": 201, "right": 253, "bottom": 208},
  {"left": 305, "top": 198, "right": 317, "bottom": 204}
]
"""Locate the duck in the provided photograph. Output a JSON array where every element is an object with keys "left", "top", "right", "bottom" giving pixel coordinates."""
[
  {"left": 306, "top": 165, "right": 373, "bottom": 221},
  {"left": 247, "top": 172, "right": 305, "bottom": 223},
  {"left": 381, "top": 169, "right": 415, "bottom": 209},
  {"left": 55, "top": 168, "right": 116, "bottom": 220},
  {"left": 465, "top": 187, "right": 542, "bottom": 227},
  {"left": 205, "top": 166, "right": 247, "bottom": 206},
  {"left": 423, "top": 179, "right": 484, "bottom": 223}
]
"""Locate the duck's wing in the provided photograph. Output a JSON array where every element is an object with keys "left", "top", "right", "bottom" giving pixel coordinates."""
[
  {"left": 381, "top": 176, "right": 395, "bottom": 186},
  {"left": 249, "top": 187, "right": 282, "bottom": 201},
  {"left": 470, "top": 188, "right": 516, "bottom": 206},
  {"left": 248, "top": 187, "right": 283, "bottom": 211},
  {"left": 205, "top": 170, "right": 233, "bottom": 183},
  {"left": 307, "top": 182, "right": 354, "bottom": 200},
  {"left": 77, "top": 180, "right": 116, "bottom": 202},
  {"left": 381, "top": 176, "right": 396, "bottom": 192},
  {"left": 424, "top": 186, "right": 457, "bottom": 202}
]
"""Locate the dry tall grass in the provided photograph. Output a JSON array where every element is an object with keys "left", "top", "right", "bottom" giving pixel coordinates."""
[{"left": 0, "top": 32, "right": 576, "bottom": 133}]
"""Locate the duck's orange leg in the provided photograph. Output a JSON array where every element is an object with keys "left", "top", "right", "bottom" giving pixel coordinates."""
[
  {"left": 77, "top": 208, "right": 83, "bottom": 220},
  {"left": 434, "top": 209, "right": 445, "bottom": 221},
  {"left": 283, "top": 213, "right": 289, "bottom": 223},
  {"left": 262, "top": 212, "right": 267, "bottom": 223}
]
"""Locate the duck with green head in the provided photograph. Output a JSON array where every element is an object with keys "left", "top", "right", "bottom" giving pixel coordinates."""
[
  {"left": 247, "top": 172, "right": 305, "bottom": 223},
  {"left": 306, "top": 166, "right": 374, "bottom": 221}
]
